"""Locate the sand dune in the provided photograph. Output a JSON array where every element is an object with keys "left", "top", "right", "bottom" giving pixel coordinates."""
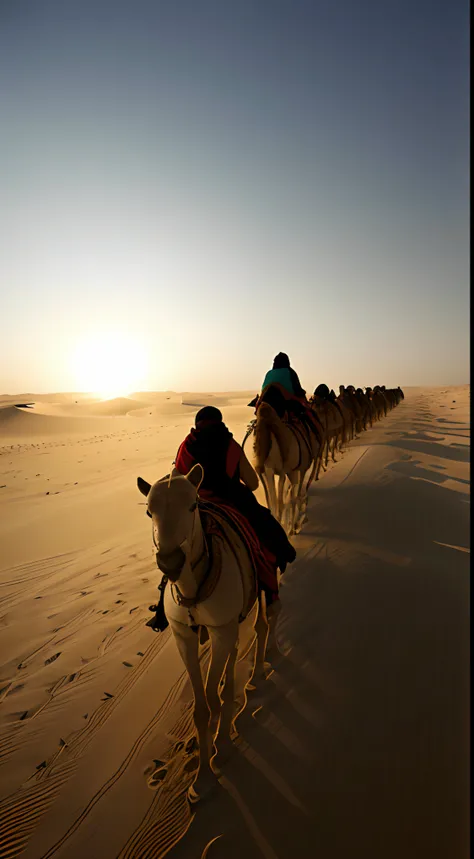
[
  {"left": 180, "top": 391, "right": 255, "bottom": 408},
  {"left": 0, "top": 393, "right": 95, "bottom": 406},
  {"left": 0, "top": 386, "right": 469, "bottom": 858},
  {"left": 0, "top": 390, "right": 257, "bottom": 430},
  {"left": 0, "top": 403, "right": 137, "bottom": 439},
  {"left": 82, "top": 397, "right": 148, "bottom": 416}
]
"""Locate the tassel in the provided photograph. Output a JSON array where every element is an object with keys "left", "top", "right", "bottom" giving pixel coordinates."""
[{"left": 146, "top": 575, "right": 169, "bottom": 632}]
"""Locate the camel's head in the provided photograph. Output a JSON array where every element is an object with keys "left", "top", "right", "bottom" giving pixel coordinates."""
[{"left": 137, "top": 464, "right": 203, "bottom": 582}]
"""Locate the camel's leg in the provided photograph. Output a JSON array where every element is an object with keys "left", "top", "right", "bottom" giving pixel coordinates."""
[
  {"left": 315, "top": 447, "right": 324, "bottom": 481},
  {"left": 205, "top": 619, "right": 239, "bottom": 745},
  {"left": 290, "top": 470, "right": 306, "bottom": 535},
  {"left": 322, "top": 436, "right": 328, "bottom": 468},
  {"left": 286, "top": 478, "right": 299, "bottom": 535},
  {"left": 251, "top": 591, "right": 270, "bottom": 681},
  {"left": 331, "top": 435, "right": 337, "bottom": 462},
  {"left": 259, "top": 471, "right": 272, "bottom": 512},
  {"left": 319, "top": 441, "right": 327, "bottom": 473},
  {"left": 277, "top": 472, "right": 286, "bottom": 521},
  {"left": 267, "top": 594, "right": 282, "bottom": 655},
  {"left": 170, "top": 619, "right": 214, "bottom": 802},
  {"left": 265, "top": 469, "right": 278, "bottom": 520},
  {"left": 297, "top": 469, "right": 308, "bottom": 527},
  {"left": 341, "top": 420, "right": 347, "bottom": 445},
  {"left": 303, "top": 460, "right": 317, "bottom": 515},
  {"left": 211, "top": 621, "right": 240, "bottom": 769}
]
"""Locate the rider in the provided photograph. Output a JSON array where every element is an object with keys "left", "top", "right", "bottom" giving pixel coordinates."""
[
  {"left": 261, "top": 352, "right": 306, "bottom": 399},
  {"left": 313, "top": 383, "right": 330, "bottom": 401},
  {"left": 174, "top": 406, "right": 296, "bottom": 574},
  {"left": 247, "top": 352, "right": 303, "bottom": 409},
  {"left": 258, "top": 353, "right": 323, "bottom": 440}
]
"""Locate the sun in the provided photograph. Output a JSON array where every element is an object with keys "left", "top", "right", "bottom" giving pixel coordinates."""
[{"left": 71, "top": 331, "right": 149, "bottom": 399}]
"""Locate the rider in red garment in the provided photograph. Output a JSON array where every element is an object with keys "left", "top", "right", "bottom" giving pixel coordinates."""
[{"left": 174, "top": 406, "right": 296, "bottom": 575}]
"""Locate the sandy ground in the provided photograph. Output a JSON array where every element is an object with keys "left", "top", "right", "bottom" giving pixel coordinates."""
[{"left": 0, "top": 386, "right": 469, "bottom": 858}]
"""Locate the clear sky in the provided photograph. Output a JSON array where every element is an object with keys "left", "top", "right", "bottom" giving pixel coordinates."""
[{"left": 1, "top": 0, "right": 469, "bottom": 395}]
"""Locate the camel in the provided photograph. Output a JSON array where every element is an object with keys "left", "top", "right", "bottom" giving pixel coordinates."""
[
  {"left": 249, "top": 400, "right": 320, "bottom": 535},
  {"left": 343, "top": 386, "right": 365, "bottom": 434},
  {"left": 309, "top": 381, "right": 403, "bottom": 472},
  {"left": 336, "top": 392, "right": 357, "bottom": 441},
  {"left": 309, "top": 394, "right": 346, "bottom": 471},
  {"left": 137, "top": 465, "right": 271, "bottom": 803},
  {"left": 364, "top": 387, "right": 379, "bottom": 424},
  {"left": 366, "top": 387, "right": 387, "bottom": 421},
  {"left": 369, "top": 386, "right": 387, "bottom": 420}
]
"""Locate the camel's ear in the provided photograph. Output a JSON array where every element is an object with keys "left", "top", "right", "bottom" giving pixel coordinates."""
[
  {"left": 137, "top": 477, "right": 151, "bottom": 496},
  {"left": 186, "top": 463, "right": 204, "bottom": 490}
]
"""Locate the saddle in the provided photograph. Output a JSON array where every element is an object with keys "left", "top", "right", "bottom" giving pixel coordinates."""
[{"left": 199, "top": 498, "right": 278, "bottom": 608}]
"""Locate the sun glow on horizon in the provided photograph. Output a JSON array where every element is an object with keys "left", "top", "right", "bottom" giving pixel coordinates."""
[{"left": 71, "top": 332, "right": 149, "bottom": 400}]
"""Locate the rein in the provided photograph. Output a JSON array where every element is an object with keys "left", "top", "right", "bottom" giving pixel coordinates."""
[{"left": 242, "top": 420, "right": 256, "bottom": 451}]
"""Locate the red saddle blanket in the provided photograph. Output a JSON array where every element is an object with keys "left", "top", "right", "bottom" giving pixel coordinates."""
[{"left": 198, "top": 495, "right": 279, "bottom": 604}]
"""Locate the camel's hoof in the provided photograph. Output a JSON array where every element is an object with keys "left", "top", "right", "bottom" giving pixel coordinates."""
[
  {"left": 248, "top": 662, "right": 272, "bottom": 690},
  {"left": 187, "top": 771, "right": 217, "bottom": 805},
  {"left": 212, "top": 740, "right": 234, "bottom": 771}
]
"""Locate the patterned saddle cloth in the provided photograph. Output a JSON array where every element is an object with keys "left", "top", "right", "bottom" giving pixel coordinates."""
[{"left": 199, "top": 497, "right": 279, "bottom": 609}]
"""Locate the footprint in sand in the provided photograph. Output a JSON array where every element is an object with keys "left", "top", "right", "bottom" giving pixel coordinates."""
[
  {"left": 7, "top": 683, "right": 25, "bottom": 697},
  {"left": 147, "top": 765, "right": 168, "bottom": 789},
  {"left": 183, "top": 756, "right": 199, "bottom": 774},
  {"left": 185, "top": 736, "right": 198, "bottom": 755}
]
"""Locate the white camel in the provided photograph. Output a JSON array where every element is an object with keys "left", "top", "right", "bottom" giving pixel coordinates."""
[{"left": 137, "top": 464, "right": 271, "bottom": 803}]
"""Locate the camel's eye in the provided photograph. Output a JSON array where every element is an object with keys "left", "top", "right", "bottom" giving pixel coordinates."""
[{"left": 190, "top": 502, "right": 197, "bottom": 512}]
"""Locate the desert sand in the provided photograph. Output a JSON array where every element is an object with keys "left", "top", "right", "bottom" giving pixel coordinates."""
[{"left": 0, "top": 386, "right": 469, "bottom": 858}]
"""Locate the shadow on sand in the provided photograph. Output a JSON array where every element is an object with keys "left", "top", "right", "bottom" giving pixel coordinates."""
[{"left": 165, "top": 454, "right": 469, "bottom": 859}]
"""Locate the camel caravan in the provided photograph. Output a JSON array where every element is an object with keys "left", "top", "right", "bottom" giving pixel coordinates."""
[{"left": 137, "top": 354, "right": 404, "bottom": 801}]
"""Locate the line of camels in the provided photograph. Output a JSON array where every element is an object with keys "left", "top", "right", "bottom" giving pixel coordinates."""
[
  {"left": 137, "top": 382, "right": 404, "bottom": 802},
  {"left": 249, "top": 383, "right": 405, "bottom": 535}
]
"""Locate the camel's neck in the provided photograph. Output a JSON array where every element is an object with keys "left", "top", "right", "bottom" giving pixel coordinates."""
[{"left": 174, "top": 512, "right": 207, "bottom": 601}]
